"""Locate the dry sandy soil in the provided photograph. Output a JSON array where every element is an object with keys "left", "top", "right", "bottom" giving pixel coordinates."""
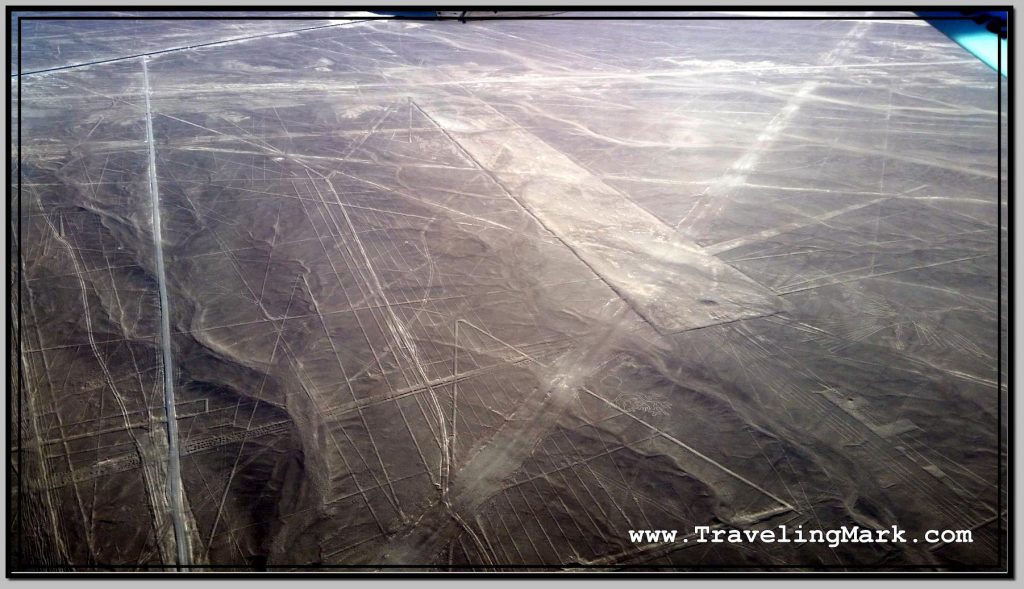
[{"left": 10, "top": 10, "right": 1008, "bottom": 572}]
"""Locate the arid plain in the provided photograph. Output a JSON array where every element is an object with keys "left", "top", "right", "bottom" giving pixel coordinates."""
[{"left": 10, "top": 11, "right": 1008, "bottom": 571}]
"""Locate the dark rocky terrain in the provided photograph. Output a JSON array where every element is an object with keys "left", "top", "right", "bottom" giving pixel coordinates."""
[{"left": 10, "top": 11, "right": 1008, "bottom": 572}]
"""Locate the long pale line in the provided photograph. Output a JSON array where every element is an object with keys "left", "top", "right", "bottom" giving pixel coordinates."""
[
  {"left": 578, "top": 388, "right": 795, "bottom": 511},
  {"left": 142, "top": 56, "right": 190, "bottom": 570},
  {"left": 15, "top": 19, "right": 374, "bottom": 77},
  {"left": 705, "top": 197, "right": 891, "bottom": 255}
]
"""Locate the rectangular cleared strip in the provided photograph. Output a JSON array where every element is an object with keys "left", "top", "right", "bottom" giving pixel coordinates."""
[
  {"left": 142, "top": 56, "right": 191, "bottom": 569},
  {"left": 417, "top": 97, "right": 786, "bottom": 334}
]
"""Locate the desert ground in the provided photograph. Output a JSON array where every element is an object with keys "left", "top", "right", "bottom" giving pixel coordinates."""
[{"left": 10, "top": 11, "right": 1008, "bottom": 571}]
